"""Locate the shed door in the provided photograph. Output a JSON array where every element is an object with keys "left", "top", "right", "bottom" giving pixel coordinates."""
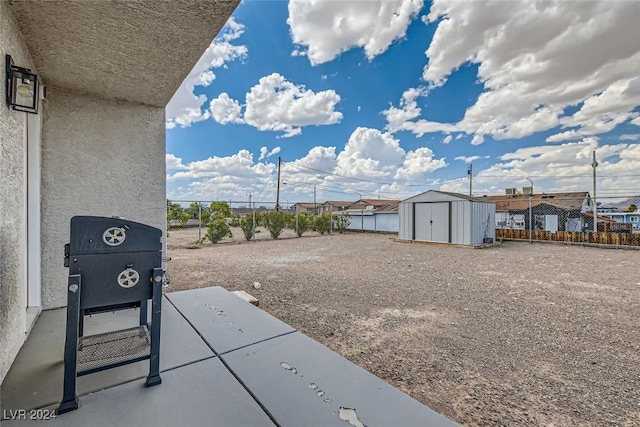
[{"left": 414, "top": 203, "right": 450, "bottom": 242}]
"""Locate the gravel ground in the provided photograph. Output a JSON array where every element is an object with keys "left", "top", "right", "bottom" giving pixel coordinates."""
[{"left": 166, "top": 227, "right": 640, "bottom": 426}]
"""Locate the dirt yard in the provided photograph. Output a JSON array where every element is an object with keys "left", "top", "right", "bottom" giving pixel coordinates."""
[{"left": 166, "top": 227, "right": 640, "bottom": 426}]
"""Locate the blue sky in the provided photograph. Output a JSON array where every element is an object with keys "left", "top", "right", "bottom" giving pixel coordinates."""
[{"left": 166, "top": 0, "right": 640, "bottom": 204}]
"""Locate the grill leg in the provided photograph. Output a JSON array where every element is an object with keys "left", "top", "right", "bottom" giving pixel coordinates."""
[
  {"left": 146, "top": 268, "right": 163, "bottom": 387},
  {"left": 79, "top": 310, "right": 84, "bottom": 337},
  {"left": 59, "top": 275, "right": 81, "bottom": 414},
  {"left": 139, "top": 299, "right": 148, "bottom": 326}
]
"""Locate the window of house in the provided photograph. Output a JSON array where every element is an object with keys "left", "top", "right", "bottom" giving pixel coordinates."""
[{"left": 630, "top": 216, "right": 639, "bottom": 222}]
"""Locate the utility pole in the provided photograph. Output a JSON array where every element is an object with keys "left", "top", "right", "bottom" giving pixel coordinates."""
[
  {"left": 248, "top": 193, "right": 254, "bottom": 230},
  {"left": 592, "top": 150, "right": 598, "bottom": 233},
  {"left": 275, "top": 156, "right": 281, "bottom": 211},
  {"left": 468, "top": 164, "right": 473, "bottom": 196},
  {"left": 526, "top": 178, "right": 533, "bottom": 244},
  {"left": 198, "top": 202, "right": 202, "bottom": 244},
  {"left": 313, "top": 184, "right": 317, "bottom": 215}
]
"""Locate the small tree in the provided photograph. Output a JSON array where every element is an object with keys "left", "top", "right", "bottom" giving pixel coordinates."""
[
  {"left": 314, "top": 212, "right": 331, "bottom": 235},
  {"left": 206, "top": 217, "right": 232, "bottom": 243},
  {"left": 333, "top": 212, "right": 351, "bottom": 233},
  {"left": 624, "top": 204, "right": 637, "bottom": 212},
  {"left": 239, "top": 214, "right": 256, "bottom": 241},
  {"left": 263, "top": 212, "right": 288, "bottom": 239}
]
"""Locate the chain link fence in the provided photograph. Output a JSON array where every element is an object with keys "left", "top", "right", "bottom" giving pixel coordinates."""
[{"left": 488, "top": 194, "right": 640, "bottom": 247}]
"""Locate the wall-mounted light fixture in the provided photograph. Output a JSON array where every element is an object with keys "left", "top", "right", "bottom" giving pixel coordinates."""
[{"left": 6, "top": 54, "right": 39, "bottom": 114}]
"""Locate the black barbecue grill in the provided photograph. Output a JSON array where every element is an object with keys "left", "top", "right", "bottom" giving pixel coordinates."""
[{"left": 58, "top": 216, "right": 164, "bottom": 414}]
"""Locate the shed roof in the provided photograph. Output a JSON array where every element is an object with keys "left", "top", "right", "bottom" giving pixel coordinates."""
[{"left": 402, "top": 190, "right": 492, "bottom": 203}]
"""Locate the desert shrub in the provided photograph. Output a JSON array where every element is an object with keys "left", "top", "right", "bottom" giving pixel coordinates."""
[
  {"left": 229, "top": 213, "right": 242, "bottom": 227},
  {"left": 179, "top": 213, "right": 190, "bottom": 227},
  {"left": 263, "top": 212, "right": 288, "bottom": 239},
  {"left": 209, "top": 202, "right": 232, "bottom": 218},
  {"left": 314, "top": 212, "right": 332, "bottom": 235},
  {"left": 206, "top": 217, "right": 232, "bottom": 243},
  {"left": 294, "top": 213, "right": 312, "bottom": 237},
  {"left": 239, "top": 214, "right": 256, "bottom": 241},
  {"left": 333, "top": 212, "right": 351, "bottom": 233}
]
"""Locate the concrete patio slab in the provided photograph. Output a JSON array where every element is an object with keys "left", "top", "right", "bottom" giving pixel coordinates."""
[
  {"left": 1, "top": 297, "right": 213, "bottom": 413},
  {"left": 2, "top": 287, "right": 455, "bottom": 426},
  {"left": 222, "top": 331, "right": 456, "bottom": 427},
  {"left": 3, "top": 358, "right": 275, "bottom": 427},
  {"left": 166, "top": 287, "right": 295, "bottom": 354}
]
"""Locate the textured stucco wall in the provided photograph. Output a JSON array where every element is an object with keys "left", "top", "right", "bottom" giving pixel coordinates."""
[
  {"left": 0, "top": 0, "right": 33, "bottom": 384},
  {"left": 41, "top": 88, "right": 166, "bottom": 309},
  {"left": 9, "top": 0, "right": 239, "bottom": 106}
]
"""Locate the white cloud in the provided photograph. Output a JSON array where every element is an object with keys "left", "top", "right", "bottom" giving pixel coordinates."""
[
  {"left": 546, "top": 78, "right": 640, "bottom": 142},
  {"left": 442, "top": 135, "right": 452, "bottom": 144},
  {"left": 394, "top": 147, "right": 447, "bottom": 180},
  {"left": 168, "top": 127, "right": 447, "bottom": 201},
  {"left": 166, "top": 150, "right": 276, "bottom": 201},
  {"left": 209, "top": 93, "right": 243, "bottom": 124},
  {"left": 166, "top": 154, "right": 186, "bottom": 170},
  {"left": 620, "top": 134, "right": 640, "bottom": 141},
  {"left": 287, "top": 0, "right": 423, "bottom": 65},
  {"left": 383, "top": 87, "right": 459, "bottom": 136},
  {"left": 386, "top": 1, "right": 640, "bottom": 144},
  {"left": 444, "top": 138, "right": 640, "bottom": 196},
  {"left": 455, "top": 156, "right": 480, "bottom": 164},
  {"left": 336, "top": 127, "right": 405, "bottom": 179},
  {"left": 632, "top": 117, "right": 640, "bottom": 126},
  {"left": 212, "top": 73, "right": 343, "bottom": 137},
  {"left": 165, "top": 17, "right": 248, "bottom": 129},
  {"left": 258, "top": 146, "right": 281, "bottom": 161}
]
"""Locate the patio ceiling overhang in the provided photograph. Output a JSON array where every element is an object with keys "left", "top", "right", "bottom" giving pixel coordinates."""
[{"left": 8, "top": 0, "right": 239, "bottom": 107}]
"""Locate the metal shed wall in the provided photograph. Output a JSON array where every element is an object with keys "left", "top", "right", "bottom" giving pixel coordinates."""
[
  {"left": 399, "top": 191, "right": 496, "bottom": 245},
  {"left": 398, "top": 202, "right": 412, "bottom": 240},
  {"left": 450, "top": 200, "right": 471, "bottom": 245},
  {"left": 471, "top": 201, "right": 496, "bottom": 243}
]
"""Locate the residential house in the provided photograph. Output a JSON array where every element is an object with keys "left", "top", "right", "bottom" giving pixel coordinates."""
[
  {"left": 292, "top": 202, "right": 318, "bottom": 215},
  {"left": 343, "top": 199, "right": 401, "bottom": 232},
  {"left": 345, "top": 198, "right": 401, "bottom": 212},
  {"left": 0, "top": 0, "right": 238, "bottom": 384},
  {"left": 486, "top": 192, "right": 592, "bottom": 232},
  {"left": 598, "top": 212, "right": 640, "bottom": 233},
  {"left": 319, "top": 200, "right": 352, "bottom": 213}
]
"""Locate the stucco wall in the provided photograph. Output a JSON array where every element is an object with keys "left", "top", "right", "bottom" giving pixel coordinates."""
[
  {"left": 41, "top": 88, "right": 166, "bottom": 309},
  {"left": 0, "top": 0, "right": 34, "bottom": 384}
]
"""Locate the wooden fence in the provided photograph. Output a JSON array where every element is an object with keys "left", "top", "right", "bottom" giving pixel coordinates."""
[{"left": 496, "top": 229, "right": 640, "bottom": 247}]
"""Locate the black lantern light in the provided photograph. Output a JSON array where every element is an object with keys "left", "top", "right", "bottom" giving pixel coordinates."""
[{"left": 5, "top": 54, "right": 39, "bottom": 114}]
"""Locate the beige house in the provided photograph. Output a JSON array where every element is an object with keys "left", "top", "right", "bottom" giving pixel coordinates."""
[
  {"left": 0, "top": 0, "right": 238, "bottom": 384},
  {"left": 319, "top": 200, "right": 352, "bottom": 213}
]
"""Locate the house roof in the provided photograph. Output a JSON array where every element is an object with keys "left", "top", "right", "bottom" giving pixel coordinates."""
[
  {"left": 345, "top": 199, "right": 400, "bottom": 212},
  {"left": 293, "top": 203, "right": 317, "bottom": 209},
  {"left": 360, "top": 199, "right": 401, "bottom": 207},
  {"left": 321, "top": 200, "right": 353, "bottom": 207},
  {"left": 375, "top": 203, "right": 400, "bottom": 212},
  {"left": 485, "top": 192, "right": 589, "bottom": 211}
]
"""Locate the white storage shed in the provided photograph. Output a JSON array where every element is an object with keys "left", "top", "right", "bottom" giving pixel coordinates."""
[{"left": 398, "top": 191, "right": 496, "bottom": 245}]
